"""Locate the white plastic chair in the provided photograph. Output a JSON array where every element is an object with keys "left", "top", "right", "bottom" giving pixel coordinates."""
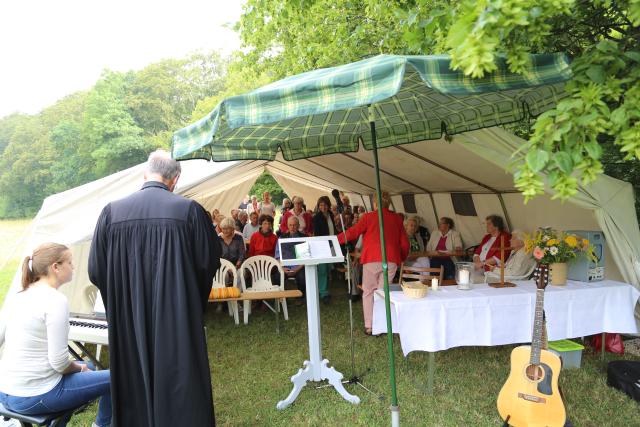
[
  {"left": 212, "top": 259, "right": 240, "bottom": 325},
  {"left": 239, "top": 255, "right": 287, "bottom": 325}
]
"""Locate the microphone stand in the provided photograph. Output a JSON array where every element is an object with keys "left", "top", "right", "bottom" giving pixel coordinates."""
[{"left": 331, "top": 203, "right": 378, "bottom": 396}]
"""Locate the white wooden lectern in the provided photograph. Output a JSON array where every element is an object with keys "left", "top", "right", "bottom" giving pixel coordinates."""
[{"left": 276, "top": 236, "right": 360, "bottom": 409}]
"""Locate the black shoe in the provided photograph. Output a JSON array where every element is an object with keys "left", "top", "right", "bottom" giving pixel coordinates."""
[{"left": 321, "top": 295, "right": 331, "bottom": 305}]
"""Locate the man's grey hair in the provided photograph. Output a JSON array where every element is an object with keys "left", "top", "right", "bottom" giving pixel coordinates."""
[
  {"left": 287, "top": 216, "right": 300, "bottom": 225},
  {"left": 146, "top": 150, "right": 181, "bottom": 180}
]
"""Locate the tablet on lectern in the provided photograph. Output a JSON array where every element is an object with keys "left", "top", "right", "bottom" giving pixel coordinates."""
[{"left": 278, "top": 235, "right": 344, "bottom": 266}]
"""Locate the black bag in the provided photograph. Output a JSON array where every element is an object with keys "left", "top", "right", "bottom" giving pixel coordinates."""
[{"left": 607, "top": 360, "right": 640, "bottom": 402}]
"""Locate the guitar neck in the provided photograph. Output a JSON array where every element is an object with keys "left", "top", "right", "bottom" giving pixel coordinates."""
[{"left": 530, "top": 288, "right": 545, "bottom": 365}]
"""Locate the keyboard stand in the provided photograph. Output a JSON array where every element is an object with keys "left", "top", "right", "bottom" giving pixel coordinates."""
[{"left": 68, "top": 342, "right": 105, "bottom": 370}]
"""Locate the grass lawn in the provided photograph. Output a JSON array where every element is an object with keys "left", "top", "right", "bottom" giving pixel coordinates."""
[
  {"left": 0, "top": 219, "right": 32, "bottom": 306},
  {"left": 64, "top": 278, "right": 638, "bottom": 427}
]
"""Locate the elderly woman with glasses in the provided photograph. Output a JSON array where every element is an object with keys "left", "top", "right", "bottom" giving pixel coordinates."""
[
  {"left": 485, "top": 229, "right": 536, "bottom": 280},
  {"left": 218, "top": 217, "right": 246, "bottom": 271},
  {"left": 404, "top": 216, "right": 431, "bottom": 269}
]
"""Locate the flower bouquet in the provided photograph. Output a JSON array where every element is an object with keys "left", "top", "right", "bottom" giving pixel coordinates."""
[{"left": 525, "top": 227, "right": 595, "bottom": 285}]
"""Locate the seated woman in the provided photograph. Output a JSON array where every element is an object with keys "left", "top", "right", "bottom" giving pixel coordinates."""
[
  {"left": 0, "top": 243, "right": 111, "bottom": 427},
  {"left": 485, "top": 230, "right": 536, "bottom": 281},
  {"left": 425, "top": 217, "right": 463, "bottom": 280},
  {"left": 404, "top": 216, "right": 431, "bottom": 270},
  {"left": 249, "top": 214, "right": 278, "bottom": 258},
  {"left": 219, "top": 217, "right": 246, "bottom": 275},
  {"left": 473, "top": 214, "right": 511, "bottom": 273},
  {"left": 248, "top": 215, "right": 280, "bottom": 296}
]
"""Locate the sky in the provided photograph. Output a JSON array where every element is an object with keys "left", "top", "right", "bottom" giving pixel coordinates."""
[{"left": 0, "top": 0, "right": 244, "bottom": 119}]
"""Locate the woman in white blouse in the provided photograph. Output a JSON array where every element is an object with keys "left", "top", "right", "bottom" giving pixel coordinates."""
[
  {"left": 425, "top": 217, "right": 463, "bottom": 280},
  {"left": 0, "top": 243, "right": 111, "bottom": 427}
]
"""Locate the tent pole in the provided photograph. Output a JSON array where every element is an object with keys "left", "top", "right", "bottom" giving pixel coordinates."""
[
  {"left": 429, "top": 193, "right": 439, "bottom": 225},
  {"left": 360, "top": 195, "right": 368, "bottom": 211},
  {"left": 497, "top": 193, "right": 513, "bottom": 231},
  {"left": 368, "top": 105, "right": 399, "bottom": 427}
]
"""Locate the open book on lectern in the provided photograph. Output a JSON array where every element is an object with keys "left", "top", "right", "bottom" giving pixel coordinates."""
[{"left": 278, "top": 235, "right": 344, "bottom": 266}]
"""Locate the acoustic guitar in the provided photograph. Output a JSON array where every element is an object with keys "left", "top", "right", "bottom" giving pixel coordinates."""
[{"left": 497, "top": 264, "right": 566, "bottom": 427}]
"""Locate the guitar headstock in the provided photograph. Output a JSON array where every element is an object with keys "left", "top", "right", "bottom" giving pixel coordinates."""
[{"left": 532, "top": 264, "right": 549, "bottom": 290}]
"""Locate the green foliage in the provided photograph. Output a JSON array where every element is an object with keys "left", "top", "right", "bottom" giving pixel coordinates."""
[
  {"left": 237, "top": 0, "right": 640, "bottom": 204},
  {"left": 249, "top": 172, "right": 288, "bottom": 206},
  {"left": 406, "top": 0, "right": 640, "bottom": 201},
  {"left": 0, "top": 51, "right": 227, "bottom": 219},
  {"left": 236, "top": 0, "right": 407, "bottom": 80}
]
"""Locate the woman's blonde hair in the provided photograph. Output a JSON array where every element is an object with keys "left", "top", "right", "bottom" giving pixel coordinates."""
[
  {"left": 22, "top": 243, "right": 70, "bottom": 291},
  {"left": 220, "top": 217, "right": 236, "bottom": 230},
  {"left": 373, "top": 191, "right": 392, "bottom": 209}
]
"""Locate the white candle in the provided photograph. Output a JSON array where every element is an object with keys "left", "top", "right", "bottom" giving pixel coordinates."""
[
  {"left": 459, "top": 269, "right": 470, "bottom": 285},
  {"left": 431, "top": 278, "right": 439, "bottom": 291}
]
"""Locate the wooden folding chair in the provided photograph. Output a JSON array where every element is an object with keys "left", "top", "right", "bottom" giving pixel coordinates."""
[{"left": 398, "top": 264, "right": 444, "bottom": 285}]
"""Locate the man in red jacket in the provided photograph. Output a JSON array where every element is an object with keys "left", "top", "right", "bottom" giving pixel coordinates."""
[{"left": 338, "top": 191, "right": 409, "bottom": 335}]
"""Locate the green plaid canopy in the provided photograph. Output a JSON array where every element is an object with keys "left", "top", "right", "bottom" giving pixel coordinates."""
[{"left": 172, "top": 53, "right": 571, "bottom": 161}]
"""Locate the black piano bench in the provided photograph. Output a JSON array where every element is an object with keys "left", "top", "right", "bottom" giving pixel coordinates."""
[{"left": 0, "top": 401, "right": 88, "bottom": 427}]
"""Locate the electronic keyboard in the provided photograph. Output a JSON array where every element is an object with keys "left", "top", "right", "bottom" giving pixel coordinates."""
[{"left": 68, "top": 314, "right": 108, "bottom": 346}]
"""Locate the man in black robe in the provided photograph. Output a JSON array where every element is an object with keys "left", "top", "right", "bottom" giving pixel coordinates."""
[{"left": 88, "top": 150, "right": 220, "bottom": 427}]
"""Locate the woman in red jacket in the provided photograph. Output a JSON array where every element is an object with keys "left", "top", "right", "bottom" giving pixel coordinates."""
[
  {"left": 473, "top": 214, "right": 511, "bottom": 272},
  {"left": 249, "top": 214, "right": 278, "bottom": 257},
  {"left": 338, "top": 191, "right": 409, "bottom": 335}
]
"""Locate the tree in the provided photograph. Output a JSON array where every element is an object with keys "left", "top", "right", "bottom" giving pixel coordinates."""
[
  {"left": 236, "top": 0, "right": 640, "bottom": 203},
  {"left": 235, "top": 0, "right": 404, "bottom": 80},
  {"left": 0, "top": 51, "right": 231, "bottom": 219},
  {"left": 82, "top": 70, "right": 153, "bottom": 176},
  {"left": 249, "top": 172, "right": 288, "bottom": 207},
  {"left": 126, "top": 52, "right": 227, "bottom": 135},
  {"left": 0, "top": 113, "right": 30, "bottom": 155},
  {"left": 190, "top": 58, "right": 272, "bottom": 122},
  {"left": 0, "top": 116, "right": 53, "bottom": 217}
]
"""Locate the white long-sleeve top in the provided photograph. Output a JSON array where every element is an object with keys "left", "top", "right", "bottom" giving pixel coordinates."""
[{"left": 0, "top": 283, "right": 70, "bottom": 396}]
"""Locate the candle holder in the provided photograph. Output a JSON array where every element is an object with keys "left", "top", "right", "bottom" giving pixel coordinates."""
[{"left": 455, "top": 262, "right": 474, "bottom": 290}]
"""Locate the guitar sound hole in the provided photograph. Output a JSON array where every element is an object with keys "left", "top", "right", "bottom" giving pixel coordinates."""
[{"left": 525, "top": 364, "right": 545, "bottom": 381}]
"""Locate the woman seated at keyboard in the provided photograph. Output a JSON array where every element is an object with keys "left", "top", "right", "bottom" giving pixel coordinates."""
[{"left": 0, "top": 243, "right": 111, "bottom": 427}]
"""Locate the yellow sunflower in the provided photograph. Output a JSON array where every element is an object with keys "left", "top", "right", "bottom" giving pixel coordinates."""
[
  {"left": 564, "top": 235, "right": 578, "bottom": 248},
  {"left": 546, "top": 238, "right": 559, "bottom": 247}
]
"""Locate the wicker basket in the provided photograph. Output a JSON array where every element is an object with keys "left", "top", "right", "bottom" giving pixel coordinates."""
[{"left": 401, "top": 281, "right": 428, "bottom": 299}]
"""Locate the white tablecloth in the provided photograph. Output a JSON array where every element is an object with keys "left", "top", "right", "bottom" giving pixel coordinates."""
[{"left": 372, "top": 280, "right": 640, "bottom": 355}]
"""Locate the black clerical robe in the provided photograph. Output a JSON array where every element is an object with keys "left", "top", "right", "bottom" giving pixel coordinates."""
[{"left": 88, "top": 181, "right": 220, "bottom": 427}]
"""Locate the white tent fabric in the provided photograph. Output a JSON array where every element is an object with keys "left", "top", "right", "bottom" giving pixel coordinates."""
[
  {"left": 1, "top": 160, "right": 241, "bottom": 314},
  {"left": 2, "top": 127, "right": 638, "bottom": 321},
  {"left": 461, "top": 128, "right": 640, "bottom": 289}
]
